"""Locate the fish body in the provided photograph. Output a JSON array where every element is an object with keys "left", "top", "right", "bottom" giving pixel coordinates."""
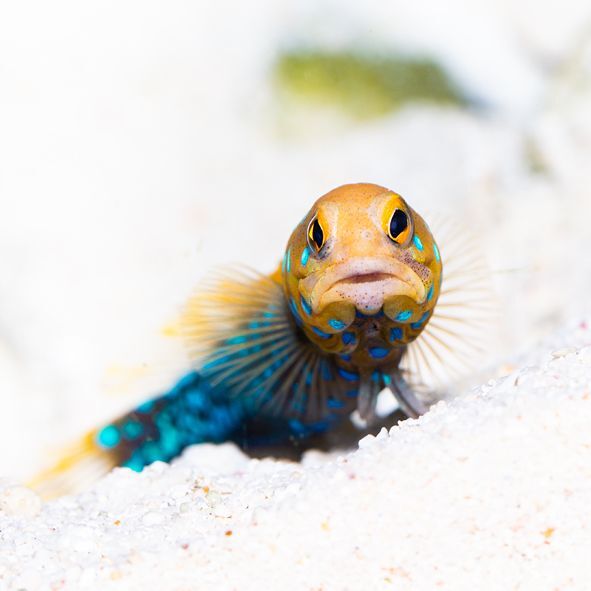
[{"left": 34, "top": 183, "right": 479, "bottom": 497}]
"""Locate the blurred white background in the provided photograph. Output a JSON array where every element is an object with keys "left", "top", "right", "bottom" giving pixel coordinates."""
[{"left": 1, "top": 0, "right": 591, "bottom": 478}]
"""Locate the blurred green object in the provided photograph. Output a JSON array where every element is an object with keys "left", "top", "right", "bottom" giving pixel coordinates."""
[{"left": 275, "top": 50, "right": 467, "bottom": 119}]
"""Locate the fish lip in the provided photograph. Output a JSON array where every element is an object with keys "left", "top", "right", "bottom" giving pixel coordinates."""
[
  {"left": 302, "top": 257, "right": 426, "bottom": 313},
  {"left": 332, "top": 271, "right": 395, "bottom": 285}
]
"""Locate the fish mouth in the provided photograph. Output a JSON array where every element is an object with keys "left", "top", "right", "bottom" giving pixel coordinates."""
[{"left": 301, "top": 257, "right": 426, "bottom": 315}]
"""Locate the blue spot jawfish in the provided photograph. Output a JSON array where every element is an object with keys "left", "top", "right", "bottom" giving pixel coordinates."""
[{"left": 40, "top": 183, "right": 489, "bottom": 496}]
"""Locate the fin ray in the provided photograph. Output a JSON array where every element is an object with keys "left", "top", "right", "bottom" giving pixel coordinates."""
[
  {"left": 402, "top": 215, "right": 500, "bottom": 392},
  {"left": 29, "top": 433, "right": 118, "bottom": 500},
  {"left": 180, "top": 267, "right": 356, "bottom": 421}
]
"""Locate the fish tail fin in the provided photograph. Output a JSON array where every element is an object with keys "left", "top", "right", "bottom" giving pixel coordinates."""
[
  {"left": 28, "top": 432, "right": 119, "bottom": 499},
  {"left": 30, "top": 371, "right": 247, "bottom": 499}
]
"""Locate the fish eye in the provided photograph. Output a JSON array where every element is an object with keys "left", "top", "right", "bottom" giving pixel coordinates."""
[
  {"left": 307, "top": 217, "right": 325, "bottom": 251},
  {"left": 388, "top": 209, "right": 409, "bottom": 243}
]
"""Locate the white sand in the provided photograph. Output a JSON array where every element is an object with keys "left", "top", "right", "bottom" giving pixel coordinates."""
[{"left": 1, "top": 0, "right": 591, "bottom": 588}]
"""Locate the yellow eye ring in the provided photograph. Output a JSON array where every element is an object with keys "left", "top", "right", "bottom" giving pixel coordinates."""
[
  {"left": 307, "top": 217, "right": 325, "bottom": 251},
  {"left": 387, "top": 208, "right": 412, "bottom": 245}
]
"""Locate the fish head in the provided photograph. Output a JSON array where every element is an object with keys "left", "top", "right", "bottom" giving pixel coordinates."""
[{"left": 282, "top": 183, "right": 442, "bottom": 355}]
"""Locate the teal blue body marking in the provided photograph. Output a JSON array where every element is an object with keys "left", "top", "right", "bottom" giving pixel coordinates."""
[
  {"left": 122, "top": 420, "right": 143, "bottom": 440},
  {"left": 390, "top": 327, "right": 403, "bottom": 341},
  {"left": 311, "top": 325, "right": 332, "bottom": 339},
  {"left": 426, "top": 284, "right": 434, "bottom": 302},
  {"left": 301, "top": 297, "right": 312, "bottom": 315},
  {"left": 97, "top": 425, "right": 120, "bottom": 449},
  {"left": 369, "top": 347, "right": 389, "bottom": 359},
  {"left": 395, "top": 310, "right": 412, "bottom": 322},
  {"left": 411, "top": 311, "right": 430, "bottom": 330},
  {"left": 288, "top": 297, "right": 303, "bottom": 325},
  {"left": 327, "top": 398, "right": 345, "bottom": 409},
  {"left": 342, "top": 331, "right": 356, "bottom": 345},
  {"left": 300, "top": 246, "right": 310, "bottom": 266},
  {"left": 329, "top": 318, "right": 346, "bottom": 331},
  {"left": 337, "top": 367, "right": 359, "bottom": 382},
  {"left": 136, "top": 400, "right": 155, "bottom": 414}
]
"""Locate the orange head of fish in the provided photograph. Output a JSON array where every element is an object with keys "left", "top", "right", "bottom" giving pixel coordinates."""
[{"left": 281, "top": 183, "right": 442, "bottom": 368}]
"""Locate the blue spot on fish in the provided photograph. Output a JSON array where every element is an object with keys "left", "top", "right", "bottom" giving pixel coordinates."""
[
  {"left": 369, "top": 347, "right": 389, "bottom": 359},
  {"left": 122, "top": 420, "right": 143, "bottom": 440},
  {"left": 142, "top": 441, "right": 163, "bottom": 464},
  {"left": 286, "top": 248, "right": 291, "bottom": 273},
  {"left": 396, "top": 310, "right": 412, "bottom": 322},
  {"left": 433, "top": 243, "right": 440, "bottom": 262},
  {"left": 411, "top": 311, "right": 430, "bottom": 330},
  {"left": 301, "top": 297, "right": 312, "bottom": 316},
  {"left": 186, "top": 389, "right": 206, "bottom": 409},
  {"left": 337, "top": 367, "right": 359, "bottom": 382},
  {"left": 340, "top": 353, "right": 352, "bottom": 361},
  {"left": 342, "top": 331, "right": 356, "bottom": 345},
  {"left": 309, "top": 419, "right": 331, "bottom": 433},
  {"left": 136, "top": 400, "right": 154, "bottom": 414},
  {"left": 328, "top": 318, "right": 346, "bottom": 331},
  {"left": 426, "top": 284, "right": 434, "bottom": 302},
  {"left": 159, "top": 427, "right": 181, "bottom": 455},
  {"left": 413, "top": 235, "right": 424, "bottom": 251},
  {"left": 123, "top": 450, "right": 145, "bottom": 472},
  {"left": 289, "top": 297, "right": 303, "bottom": 324},
  {"left": 97, "top": 425, "right": 120, "bottom": 449},
  {"left": 301, "top": 247, "right": 310, "bottom": 266},
  {"left": 288, "top": 419, "right": 307, "bottom": 436},
  {"left": 390, "top": 327, "right": 403, "bottom": 341},
  {"left": 311, "top": 326, "right": 331, "bottom": 339},
  {"left": 327, "top": 398, "right": 345, "bottom": 409}
]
